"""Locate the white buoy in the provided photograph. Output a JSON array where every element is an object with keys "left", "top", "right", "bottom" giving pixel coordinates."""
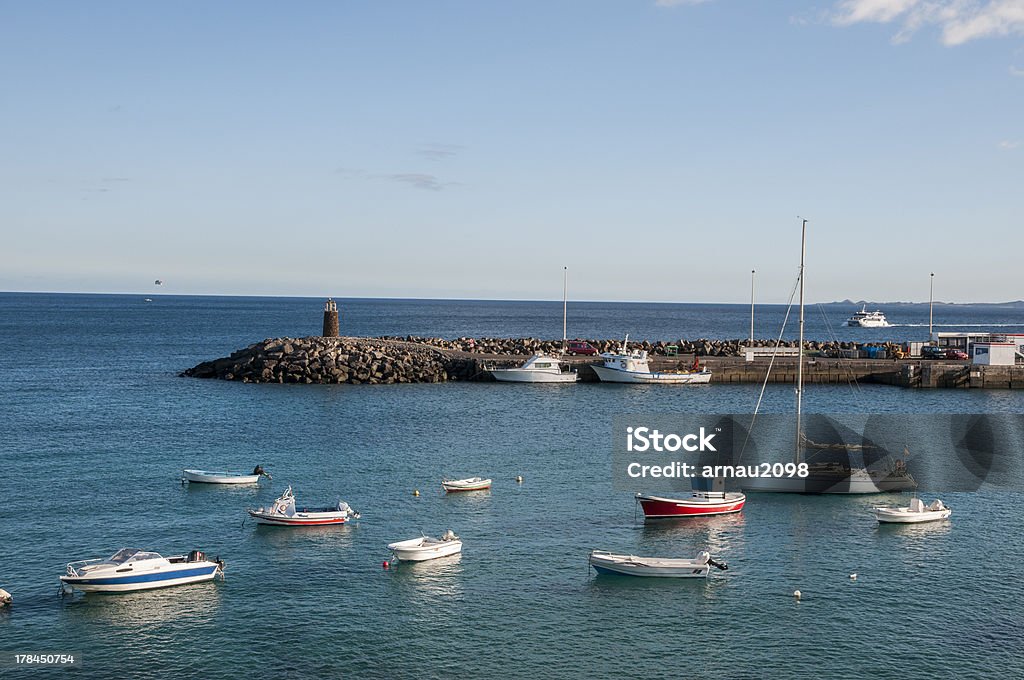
[
  {"left": 793, "top": 589, "right": 802, "bottom": 601},
  {"left": 849, "top": 573, "right": 857, "bottom": 581},
  {"left": 413, "top": 489, "right": 420, "bottom": 497},
  {"left": 515, "top": 475, "right": 523, "bottom": 483},
  {"left": 0, "top": 588, "right": 11, "bottom": 607}
]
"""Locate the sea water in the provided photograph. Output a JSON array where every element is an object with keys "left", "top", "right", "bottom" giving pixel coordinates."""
[{"left": 2, "top": 293, "right": 1022, "bottom": 678}]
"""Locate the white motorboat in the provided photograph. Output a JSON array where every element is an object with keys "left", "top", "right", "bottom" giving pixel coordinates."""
[
  {"left": 489, "top": 354, "right": 579, "bottom": 383},
  {"left": 247, "top": 486, "right": 359, "bottom": 526},
  {"left": 442, "top": 477, "right": 492, "bottom": 493},
  {"left": 588, "top": 550, "right": 727, "bottom": 578},
  {"left": 591, "top": 338, "right": 711, "bottom": 385},
  {"left": 846, "top": 305, "right": 890, "bottom": 327},
  {"left": 60, "top": 548, "right": 224, "bottom": 593},
  {"left": 388, "top": 530, "right": 463, "bottom": 562},
  {"left": 182, "top": 465, "right": 271, "bottom": 484},
  {"left": 874, "top": 497, "right": 951, "bottom": 523}
]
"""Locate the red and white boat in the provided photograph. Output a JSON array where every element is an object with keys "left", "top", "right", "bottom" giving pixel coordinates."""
[
  {"left": 635, "top": 489, "right": 746, "bottom": 519},
  {"left": 247, "top": 486, "right": 359, "bottom": 526}
]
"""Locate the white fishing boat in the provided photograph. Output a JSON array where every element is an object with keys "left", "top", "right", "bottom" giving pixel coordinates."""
[
  {"left": 874, "top": 497, "right": 951, "bottom": 523},
  {"left": 388, "top": 530, "right": 463, "bottom": 562},
  {"left": 588, "top": 550, "right": 727, "bottom": 578},
  {"left": 845, "top": 305, "right": 890, "bottom": 328},
  {"left": 591, "top": 337, "right": 711, "bottom": 384},
  {"left": 182, "top": 465, "right": 271, "bottom": 484},
  {"left": 742, "top": 220, "right": 916, "bottom": 495},
  {"left": 247, "top": 486, "right": 359, "bottom": 526},
  {"left": 489, "top": 354, "right": 579, "bottom": 383},
  {"left": 60, "top": 548, "right": 224, "bottom": 593},
  {"left": 441, "top": 477, "right": 492, "bottom": 493}
]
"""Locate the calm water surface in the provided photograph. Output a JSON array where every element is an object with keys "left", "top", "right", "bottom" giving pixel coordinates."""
[{"left": 2, "top": 294, "right": 1023, "bottom": 679}]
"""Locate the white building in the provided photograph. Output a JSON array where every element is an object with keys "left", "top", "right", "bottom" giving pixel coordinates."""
[{"left": 971, "top": 342, "right": 1018, "bottom": 366}]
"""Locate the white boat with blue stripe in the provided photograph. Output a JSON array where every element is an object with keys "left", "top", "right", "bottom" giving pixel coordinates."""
[{"left": 60, "top": 548, "right": 224, "bottom": 593}]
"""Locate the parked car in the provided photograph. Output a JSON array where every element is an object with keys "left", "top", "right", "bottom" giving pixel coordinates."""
[
  {"left": 566, "top": 340, "right": 599, "bottom": 356},
  {"left": 921, "top": 346, "right": 947, "bottom": 360},
  {"left": 945, "top": 349, "right": 969, "bottom": 360}
]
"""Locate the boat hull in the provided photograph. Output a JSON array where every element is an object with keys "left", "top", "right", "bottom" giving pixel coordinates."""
[
  {"left": 591, "top": 366, "right": 711, "bottom": 384},
  {"left": 636, "top": 493, "right": 745, "bottom": 518},
  {"left": 442, "top": 478, "right": 492, "bottom": 492},
  {"left": 248, "top": 511, "right": 353, "bottom": 526},
  {"left": 60, "top": 565, "right": 219, "bottom": 593},
  {"left": 589, "top": 552, "right": 711, "bottom": 578},
  {"left": 489, "top": 370, "right": 578, "bottom": 383},
  {"left": 388, "top": 539, "right": 463, "bottom": 562},
  {"left": 875, "top": 508, "right": 952, "bottom": 523},
  {"left": 183, "top": 470, "right": 261, "bottom": 484},
  {"left": 743, "top": 468, "right": 917, "bottom": 494}
]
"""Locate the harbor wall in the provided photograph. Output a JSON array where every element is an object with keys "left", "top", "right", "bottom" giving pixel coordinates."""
[{"left": 182, "top": 337, "right": 1024, "bottom": 388}]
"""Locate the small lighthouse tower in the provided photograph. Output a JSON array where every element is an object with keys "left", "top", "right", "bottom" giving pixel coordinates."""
[{"left": 322, "top": 298, "right": 339, "bottom": 337}]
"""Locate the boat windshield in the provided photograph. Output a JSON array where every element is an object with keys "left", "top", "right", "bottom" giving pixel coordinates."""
[{"left": 108, "top": 548, "right": 161, "bottom": 564}]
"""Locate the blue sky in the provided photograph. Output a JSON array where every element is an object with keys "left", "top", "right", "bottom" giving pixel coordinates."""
[{"left": 1, "top": 1, "right": 1021, "bottom": 302}]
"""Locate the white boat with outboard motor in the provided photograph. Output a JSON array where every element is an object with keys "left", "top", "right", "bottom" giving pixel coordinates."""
[
  {"left": 247, "top": 486, "right": 360, "bottom": 526},
  {"left": 488, "top": 354, "right": 579, "bottom": 383},
  {"left": 591, "top": 336, "right": 711, "bottom": 385},
  {"left": 845, "top": 305, "right": 890, "bottom": 328},
  {"left": 874, "top": 497, "right": 951, "bottom": 523},
  {"left": 588, "top": 550, "right": 727, "bottom": 578},
  {"left": 182, "top": 465, "right": 271, "bottom": 484},
  {"left": 387, "top": 530, "right": 463, "bottom": 562},
  {"left": 60, "top": 548, "right": 224, "bottom": 593}
]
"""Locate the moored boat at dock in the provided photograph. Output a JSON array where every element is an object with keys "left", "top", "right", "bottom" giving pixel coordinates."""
[
  {"left": 488, "top": 354, "right": 578, "bottom": 383},
  {"left": 592, "top": 337, "right": 711, "bottom": 384},
  {"left": 60, "top": 548, "right": 224, "bottom": 593}
]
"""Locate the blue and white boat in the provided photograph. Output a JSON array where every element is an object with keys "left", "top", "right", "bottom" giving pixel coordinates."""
[{"left": 60, "top": 548, "right": 224, "bottom": 593}]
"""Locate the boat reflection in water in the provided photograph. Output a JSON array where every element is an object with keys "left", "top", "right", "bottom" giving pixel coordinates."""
[{"left": 62, "top": 580, "right": 222, "bottom": 629}]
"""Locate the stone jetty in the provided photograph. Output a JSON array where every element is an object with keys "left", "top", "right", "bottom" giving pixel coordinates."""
[{"left": 179, "top": 335, "right": 1021, "bottom": 388}]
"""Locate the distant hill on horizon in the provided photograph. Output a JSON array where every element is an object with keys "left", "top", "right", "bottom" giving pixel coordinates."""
[{"left": 823, "top": 300, "right": 1024, "bottom": 308}]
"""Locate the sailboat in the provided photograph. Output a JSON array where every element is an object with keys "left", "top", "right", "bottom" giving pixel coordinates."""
[
  {"left": 488, "top": 267, "right": 579, "bottom": 383},
  {"left": 743, "top": 219, "right": 917, "bottom": 494}
]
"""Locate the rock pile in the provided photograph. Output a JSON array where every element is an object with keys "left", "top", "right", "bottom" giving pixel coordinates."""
[
  {"left": 181, "top": 337, "right": 477, "bottom": 385},
  {"left": 377, "top": 336, "right": 861, "bottom": 358}
]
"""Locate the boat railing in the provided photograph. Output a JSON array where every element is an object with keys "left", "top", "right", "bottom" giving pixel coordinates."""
[{"left": 65, "top": 558, "right": 105, "bottom": 576}]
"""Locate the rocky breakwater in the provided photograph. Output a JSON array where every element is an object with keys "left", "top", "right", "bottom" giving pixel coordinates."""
[
  {"left": 181, "top": 337, "right": 477, "bottom": 385},
  {"left": 378, "top": 335, "right": 864, "bottom": 358}
]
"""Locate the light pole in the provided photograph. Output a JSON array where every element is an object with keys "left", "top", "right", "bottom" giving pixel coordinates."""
[
  {"left": 929, "top": 272, "right": 935, "bottom": 342},
  {"left": 750, "top": 269, "right": 756, "bottom": 345}
]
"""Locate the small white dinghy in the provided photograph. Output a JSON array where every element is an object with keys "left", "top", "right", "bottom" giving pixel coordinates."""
[
  {"left": 388, "top": 530, "right": 463, "bottom": 562},
  {"left": 182, "top": 465, "right": 271, "bottom": 484},
  {"left": 589, "top": 550, "right": 728, "bottom": 578},
  {"left": 441, "top": 477, "right": 492, "bottom": 493},
  {"left": 874, "top": 497, "right": 952, "bottom": 524}
]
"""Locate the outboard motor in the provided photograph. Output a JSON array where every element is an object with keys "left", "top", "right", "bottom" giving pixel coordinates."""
[{"left": 188, "top": 550, "right": 205, "bottom": 563}]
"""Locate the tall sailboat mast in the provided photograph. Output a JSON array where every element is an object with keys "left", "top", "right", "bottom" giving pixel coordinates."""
[
  {"left": 795, "top": 218, "right": 807, "bottom": 464},
  {"left": 562, "top": 266, "right": 568, "bottom": 352}
]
